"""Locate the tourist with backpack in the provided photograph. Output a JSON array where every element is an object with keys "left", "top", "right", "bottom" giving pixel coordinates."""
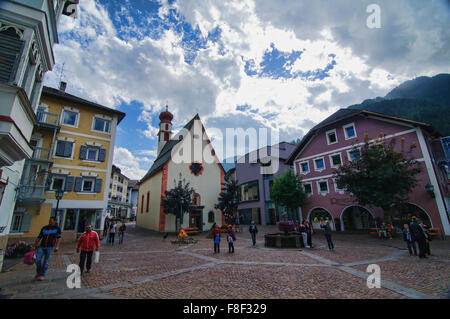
[
  {"left": 33, "top": 217, "right": 62, "bottom": 281},
  {"left": 227, "top": 225, "right": 236, "bottom": 253},
  {"left": 212, "top": 224, "right": 221, "bottom": 253}
]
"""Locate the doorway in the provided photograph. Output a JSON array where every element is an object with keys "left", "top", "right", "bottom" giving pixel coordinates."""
[
  {"left": 77, "top": 209, "right": 96, "bottom": 233},
  {"left": 189, "top": 209, "right": 203, "bottom": 230}
]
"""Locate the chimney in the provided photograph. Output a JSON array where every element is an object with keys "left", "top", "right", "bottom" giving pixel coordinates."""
[{"left": 59, "top": 81, "right": 67, "bottom": 92}]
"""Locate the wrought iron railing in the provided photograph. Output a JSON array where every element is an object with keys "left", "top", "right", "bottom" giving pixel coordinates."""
[
  {"left": 36, "top": 110, "right": 59, "bottom": 126},
  {"left": 17, "top": 185, "right": 45, "bottom": 202},
  {"left": 31, "top": 147, "right": 51, "bottom": 161}
]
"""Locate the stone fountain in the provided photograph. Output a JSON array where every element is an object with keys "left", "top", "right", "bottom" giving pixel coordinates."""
[{"left": 264, "top": 213, "right": 304, "bottom": 249}]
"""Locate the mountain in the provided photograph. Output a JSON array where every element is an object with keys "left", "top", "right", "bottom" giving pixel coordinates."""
[{"left": 348, "top": 74, "right": 450, "bottom": 136}]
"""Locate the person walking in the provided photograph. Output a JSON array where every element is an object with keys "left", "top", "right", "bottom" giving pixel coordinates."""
[
  {"left": 320, "top": 221, "right": 334, "bottom": 250},
  {"left": 33, "top": 217, "right": 62, "bottom": 281},
  {"left": 402, "top": 224, "right": 417, "bottom": 256},
  {"left": 103, "top": 217, "right": 110, "bottom": 242},
  {"left": 304, "top": 219, "right": 313, "bottom": 248},
  {"left": 76, "top": 225, "right": 100, "bottom": 275},
  {"left": 227, "top": 225, "right": 236, "bottom": 253},
  {"left": 249, "top": 221, "right": 258, "bottom": 246},
  {"left": 212, "top": 224, "right": 221, "bottom": 253},
  {"left": 410, "top": 217, "right": 427, "bottom": 259},
  {"left": 109, "top": 221, "right": 117, "bottom": 245},
  {"left": 420, "top": 222, "right": 432, "bottom": 256},
  {"left": 118, "top": 223, "right": 126, "bottom": 245},
  {"left": 298, "top": 222, "right": 308, "bottom": 248}
]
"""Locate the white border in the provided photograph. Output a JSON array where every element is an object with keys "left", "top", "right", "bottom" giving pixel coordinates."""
[{"left": 343, "top": 122, "right": 357, "bottom": 140}]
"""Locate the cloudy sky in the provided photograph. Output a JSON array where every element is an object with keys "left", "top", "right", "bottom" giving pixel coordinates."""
[{"left": 44, "top": 0, "right": 450, "bottom": 180}]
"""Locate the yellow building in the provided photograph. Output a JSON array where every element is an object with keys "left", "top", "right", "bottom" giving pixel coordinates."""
[{"left": 9, "top": 84, "right": 125, "bottom": 243}]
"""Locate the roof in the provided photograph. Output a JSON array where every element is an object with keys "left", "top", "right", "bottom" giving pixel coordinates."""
[
  {"left": 41, "top": 86, "right": 126, "bottom": 124},
  {"left": 286, "top": 108, "right": 439, "bottom": 164},
  {"left": 128, "top": 180, "right": 139, "bottom": 189},
  {"left": 139, "top": 114, "right": 224, "bottom": 184}
]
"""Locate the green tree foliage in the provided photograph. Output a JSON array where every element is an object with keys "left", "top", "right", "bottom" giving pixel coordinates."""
[
  {"left": 215, "top": 179, "right": 239, "bottom": 224},
  {"left": 334, "top": 137, "right": 422, "bottom": 222},
  {"left": 270, "top": 170, "right": 307, "bottom": 219},
  {"left": 162, "top": 182, "right": 195, "bottom": 231}
]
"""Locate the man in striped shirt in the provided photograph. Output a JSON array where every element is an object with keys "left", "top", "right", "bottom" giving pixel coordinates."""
[{"left": 33, "top": 217, "right": 62, "bottom": 281}]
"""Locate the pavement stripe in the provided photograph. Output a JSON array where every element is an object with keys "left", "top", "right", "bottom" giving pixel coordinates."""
[{"left": 299, "top": 250, "right": 437, "bottom": 299}]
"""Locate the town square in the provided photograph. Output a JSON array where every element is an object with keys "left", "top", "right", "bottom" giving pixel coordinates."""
[{"left": 0, "top": 0, "right": 449, "bottom": 303}]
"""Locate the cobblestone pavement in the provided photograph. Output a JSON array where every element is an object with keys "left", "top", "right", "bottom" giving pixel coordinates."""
[{"left": 0, "top": 223, "right": 449, "bottom": 299}]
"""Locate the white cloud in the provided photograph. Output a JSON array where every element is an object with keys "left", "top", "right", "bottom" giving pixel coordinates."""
[
  {"left": 113, "top": 147, "right": 150, "bottom": 180},
  {"left": 46, "top": 0, "right": 449, "bottom": 179}
]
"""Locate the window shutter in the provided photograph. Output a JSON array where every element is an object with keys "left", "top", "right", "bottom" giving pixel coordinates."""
[
  {"left": 94, "top": 178, "right": 102, "bottom": 193},
  {"left": 64, "top": 142, "right": 73, "bottom": 157},
  {"left": 0, "top": 31, "right": 25, "bottom": 83},
  {"left": 98, "top": 148, "right": 106, "bottom": 162},
  {"left": 55, "top": 141, "right": 65, "bottom": 156},
  {"left": 20, "top": 213, "right": 32, "bottom": 232},
  {"left": 79, "top": 146, "right": 87, "bottom": 160},
  {"left": 65, "top": 176, "right": 74, "bottom": 191},
  {"left": 74, "top": 177, "right": 83, "bottom": 192}
]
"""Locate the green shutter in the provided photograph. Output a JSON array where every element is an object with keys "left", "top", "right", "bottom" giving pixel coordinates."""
[
  {"left": 20, "top": 213, "right": 33, "bottom": 233},
  {"left": 0, "top": 30, "right": 25, "bottom": 83}
]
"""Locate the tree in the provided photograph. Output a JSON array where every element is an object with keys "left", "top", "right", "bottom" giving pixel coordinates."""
[
  {"left": 334, "top": 136, "right": 422, "bottom": 223},
  {"left": 161, "top": 182, "right": 195, "bottom": 232},
  {"left": 215, "top": 179, "right": 239, "bottom": 224},
  {"left": 270, "top": 170, "right": 308, "bottom": 221}
]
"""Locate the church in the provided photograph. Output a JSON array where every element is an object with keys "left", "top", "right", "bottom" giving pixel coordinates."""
[{"left": 136, "top": 107, "right": 225, "bottom": 232}]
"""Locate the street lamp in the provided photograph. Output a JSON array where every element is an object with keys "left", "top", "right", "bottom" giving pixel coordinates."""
[
  {"left": 177, "top": 196, "right": 185, "bottom": 232},
  {"left": 54, "top": 186, "right": 64, "bottom": 224},
  {"left": 425, "top": 183, "right": 435, "bottom": 198}
]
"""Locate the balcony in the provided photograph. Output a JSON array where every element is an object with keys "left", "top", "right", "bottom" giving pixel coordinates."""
[
  {"left": 31, "top": 147, "right": 52, "bottom": 162},
  {"left": 17, "top": 185, "right": 46, "bottom": 204},
  {"left": 35, "top": 110, "right": 60, "bottom": 131}
]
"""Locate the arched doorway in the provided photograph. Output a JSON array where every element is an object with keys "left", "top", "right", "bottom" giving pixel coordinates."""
[
  {"left": 341, "top": 206, "right": 375, "bottom": 231},
  {"left": 308, "top": 208, "right": 335, "bottom": 230},
  {"left": 390, "top": 203, "right": 432, "bottom": 232}
]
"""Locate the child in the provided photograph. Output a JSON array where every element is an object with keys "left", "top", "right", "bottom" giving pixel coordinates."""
[
  {"left": 227, "top": 226, "right": 236, "bottom": 253},
  {"left": 212, "top": 224, "right": 221, "bottom": 253}
]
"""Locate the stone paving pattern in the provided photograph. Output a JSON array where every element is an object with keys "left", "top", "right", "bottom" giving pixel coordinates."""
[{"left": 0, "top": 223, "right": 449, "bottom": 299}]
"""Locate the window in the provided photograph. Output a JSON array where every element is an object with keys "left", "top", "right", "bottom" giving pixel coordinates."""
[
  {"left": 93, "top": 117, "right": 111, "bottom": 133},
  {"left": 317, "top": 181, "right": 329, "bottom": 194},
  {"left": 299, "top": 161, "right": 310, "bottom": 174},
  {"left": 303, "top": 183, "right": 313, "bottom": 195},
  {"left": 314, "top": 158, "right": 325, "bottom": 171},
  {"left": 192, "top": 193, "right": 201, "bottom": 206},
  {"left": 63, "top": 209, "right": 77, "bottom": 231},
  {"left": 141, "top": 195, "right": 144, "bottom": 214},
  {"left": 54, "top": 140, "right": 73, "bottom": 158},
  {"left": 326, "top": 129, "right": 338, "bottom": 145},
  {"left": 81, "top": 178, "right": 95, "bottom": 192},
  {"left": 330, "top": 153, "right": 342, "bottom": 168},
  {"left": 86, "top": 148, "right": 99, "bottom": 161},
  {"left": 343, "top": 123, "right": 356, "bottom": 140},
  {"left": 51, "top": 176, "right": 65, "bottom": 191},
  {"left": 208, "top": 211, "right": 215, "bottom": 223},
  {"left": 333, "top": 179, "right": 345, "bottom": 193},
  {"left": 62, "top": 110, "right": 78, "bottom": 126},
  {"left": 239, "top": 181, "right": 259, "bottom": 202},
  {"left": 11, "top": 213, "right": 23, "bottom": 232},
  {"left": 347, "top": 149, "right": 361, "bottom": 162},
  {"left": 146, "top": 191, "right": 150, "bottom": 212}
]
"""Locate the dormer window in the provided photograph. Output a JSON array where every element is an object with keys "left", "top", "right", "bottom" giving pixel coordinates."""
[
  {"left": 343, "top": 123, "right": 357, "bottom": 140},
  {"left": 326, "top": 129, "right": 338, "bottom": 145}
]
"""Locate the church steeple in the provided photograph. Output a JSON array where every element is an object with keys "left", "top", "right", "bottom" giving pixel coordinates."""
[{"left": 157, "top": 105, "right": 173, "bottom": 155}]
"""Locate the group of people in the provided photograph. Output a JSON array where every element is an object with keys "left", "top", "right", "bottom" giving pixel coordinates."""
[
  {"left": 103, "top": 217, "right": 126, "bottom": 245},
  {"left": 210, "top": 221, "right": 260, "bottom": 253},
  {"left": 402, "top": 217, "right": 432, "bottom": 259},
  {"left": 32, "top": 216, "right": 129, "bottom": 281},
  {"left": 33, "top": 217, "right": 100, "bottom": 281},
  {"left": 378, "top": 222, "right": 395, "bottom": 239}
]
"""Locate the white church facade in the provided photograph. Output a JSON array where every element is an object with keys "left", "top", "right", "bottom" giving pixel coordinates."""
[{"left": 136, "top": 107, "right": 225, "bottom": 232}]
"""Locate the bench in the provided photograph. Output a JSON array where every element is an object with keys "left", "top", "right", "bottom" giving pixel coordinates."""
[
  {"left": 184, "top": 227, "right": 200, "bottom": 236},
  {"left": 428, "top": 228, "right": 442, "bottom": 239},
  {"left": 369, "top": 228, "right": 381, "bottom": 235}
]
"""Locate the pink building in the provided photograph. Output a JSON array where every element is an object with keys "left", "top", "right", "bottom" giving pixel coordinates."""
[{"left": 286, "top": 109, "right": 450, "bottom": 236}]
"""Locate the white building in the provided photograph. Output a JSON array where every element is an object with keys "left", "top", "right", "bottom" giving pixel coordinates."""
[{"left": 0, "top": 0, "right": 78, "bottom": 270}]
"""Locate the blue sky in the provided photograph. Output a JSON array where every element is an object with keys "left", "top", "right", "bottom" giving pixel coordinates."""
[{"left": 45, "top": 0, "right": 450, "bottom": 179}]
